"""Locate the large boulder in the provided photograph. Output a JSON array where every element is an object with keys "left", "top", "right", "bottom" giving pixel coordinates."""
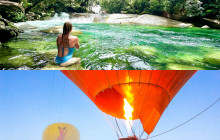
[
  {"left": 0, "top": 1, "right": 25, "bottom": 22},
  {"left": 40, "top": 26, "right": 82, "bottom": 36},
  {"left": 201, "top": 25, "right": 210, "bottom": 28},
  {"left": 104, "top": 14, "right": 193, "bottom": 27},
  {"left": 133, "top": 14, "right": 193, "bottom": 27},
  {"left": 0, "top": 17, "right": 24, "bottom": 42},
  {"left": 104, "top": 14, "right": 136, "bottom": 24},
  {"left": 201, "top": 18, "right": 220, "bottom": 29},
  {"left": 0, "top": 1, "right": 24, "bottom": 13}
]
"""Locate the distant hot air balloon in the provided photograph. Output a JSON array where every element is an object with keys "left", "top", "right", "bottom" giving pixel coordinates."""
[
  {"left": 42, "top": 123, "right": 80, "bottom": 140},
  {"left": 61, "top": 70, "right": 196, "bottom": 139}
]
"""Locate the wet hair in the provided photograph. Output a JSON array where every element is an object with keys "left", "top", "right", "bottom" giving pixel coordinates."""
[
  {"left": 62, "top": 21, "right": 72, "bottom": 39},
  {"left": 61, "top": 22, "right": 72, "bottom": 46}
]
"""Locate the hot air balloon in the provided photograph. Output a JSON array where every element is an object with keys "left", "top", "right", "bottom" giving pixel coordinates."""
[
  {"left": 61, "top": 70, "right": 196, "bottom": 139},
  {"left": 42, "top": 123, "right": 80, "bottom": 140}
]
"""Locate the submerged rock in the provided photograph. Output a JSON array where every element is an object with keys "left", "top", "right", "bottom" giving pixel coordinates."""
[
  {"left": 0, "top": 50, "right": 33, "bottom": 69},
  {"left": 156, "top": 54, "right": 204, "bottom": 68},
  {"left": 40, "top": 26, "right": 63, "bottom": 33},
  {"left": 166, "top": 63, "right": 203, "bottom": 70},
  {"left": 40, "top": 26, "right": 82, "bottom": 36},
  {"left": 16, "top": 23, "right": 37, "bottom": 30},
  {"left": 0, "top": 17, "right": 23, "bottom": 42},
  {"left": 126, "top": 46, "right": 157, "bottom": 58},
  {"left": 204, "top": 52, "right": 220, "bottom": 66}
]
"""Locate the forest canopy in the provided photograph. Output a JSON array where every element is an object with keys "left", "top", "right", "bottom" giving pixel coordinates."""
[
  {"left": 1, "top": 0, "right": 219, "bottom": 22},
  {"left": 99, "top": 0, "right": 220, "bottom": 20}
]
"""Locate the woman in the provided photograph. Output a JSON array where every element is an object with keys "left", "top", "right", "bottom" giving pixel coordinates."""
[{"left": 55, "top": 22, "right": 80, "bottom": 67}]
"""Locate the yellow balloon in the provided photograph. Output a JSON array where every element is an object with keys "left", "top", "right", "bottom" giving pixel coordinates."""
[{"left": 42, "top": 123, "right": 80, "bottom": 140}]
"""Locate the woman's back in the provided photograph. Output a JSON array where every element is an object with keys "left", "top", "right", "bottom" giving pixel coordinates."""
[
  {"left": 55, "top": 21, "right": 80, "bottom": 66},
  {"left": 57, "top": 35, "right": 75, "bottom": 57}
]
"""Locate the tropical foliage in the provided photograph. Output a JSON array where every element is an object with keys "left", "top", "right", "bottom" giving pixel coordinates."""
[
  {"left": 99, "top": 0, "right": 220, "bottom": 20},
  {"left": 1, "top": 0, "right": 219, "bottom": 22}
]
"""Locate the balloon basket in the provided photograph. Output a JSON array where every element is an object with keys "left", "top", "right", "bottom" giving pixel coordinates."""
[{"left": 119, "top": 136, "right": 138, "bottom": 140}]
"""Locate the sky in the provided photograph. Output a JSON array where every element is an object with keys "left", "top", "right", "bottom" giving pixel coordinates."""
[{"left": 0, "top": 70, "right": 219, "bottom": 140}]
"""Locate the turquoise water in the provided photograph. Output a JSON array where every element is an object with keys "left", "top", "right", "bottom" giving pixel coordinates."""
[{"left": 0, "top": 17, "right": 220, "bottom": 70}]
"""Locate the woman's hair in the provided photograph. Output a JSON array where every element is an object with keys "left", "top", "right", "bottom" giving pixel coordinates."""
[
  {"left": 62, "top": 22, "right": 72, "bottom": 45},
  {"left": 62, "top": 22, "right": 72, "bottom": 39}
]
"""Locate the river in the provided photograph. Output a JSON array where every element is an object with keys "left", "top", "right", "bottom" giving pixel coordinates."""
[{"left": 0, "top": 13, "right": 220, "bottom": 70}]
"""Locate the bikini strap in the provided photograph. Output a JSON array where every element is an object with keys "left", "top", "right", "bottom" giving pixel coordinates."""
[
  {"left": 65, "top": 35, "right": 70, "bottom": 48},
  {"left": 61, "top": 47, "right": 65, "bottom": 57},
  {"left": 60, "top": 35, "right": 70, "bottom": 57}
]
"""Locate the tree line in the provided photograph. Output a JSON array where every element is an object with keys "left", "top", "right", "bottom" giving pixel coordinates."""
[
  {"left": 1, "top": 0, "right": 219, "bottom": 22},
  {"left": 99, "top": 0, "right": 220, "bottom": 20}
]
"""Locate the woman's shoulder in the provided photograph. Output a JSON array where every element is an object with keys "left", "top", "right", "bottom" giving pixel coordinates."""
[
  {"left": 57, "top": 34, "right": 63, "bottom": 41},
  {"left": 69, "top": 36, "right": 78, "bottom": 41},
  {"left": 70, "top": 35, "right": 78, "bottom": 39},
  {"left": 57, "top": 34, "right": 62, "bottom": 38}
]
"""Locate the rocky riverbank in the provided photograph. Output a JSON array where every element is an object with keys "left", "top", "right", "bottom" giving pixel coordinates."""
[
  {"left": 68, "top": 13, "right": 220, "bottom": 28},
  {"left": 0, "top": 16, "right": 23, "bottom": 43},
  {"left": 67, "top": 13, "right": 194, "bottom": 27},
  {"left": 105, "top": 14, "right": 193, "bottom": 27}
]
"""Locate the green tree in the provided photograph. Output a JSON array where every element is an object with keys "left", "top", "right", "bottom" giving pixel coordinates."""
[
  {"left": 100, "top": 0, "right": 128, "bottom": 13},
  {"left": 185, "top": 0, "right": 204, "bottom": 17},
  {"left": 201, "top": 0, "right": 220, "bottom": 19},
  {"left": 149, "top": 0, "right": 164, "bottom": 15},
  {"left": 128, "top": 0, "right": 150, "bottom": 14}
]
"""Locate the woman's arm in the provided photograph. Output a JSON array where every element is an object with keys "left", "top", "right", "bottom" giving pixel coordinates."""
[
  {"left": 57, "top": 35, "right": 61, "bottom": 48},
  {"left": 75, "top": 37, "right": 80, "bottom": 49}
]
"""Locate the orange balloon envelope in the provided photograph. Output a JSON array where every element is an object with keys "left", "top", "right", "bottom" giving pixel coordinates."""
[{"left": 61, "top": 70, "right": 196, "bottom": 135}]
